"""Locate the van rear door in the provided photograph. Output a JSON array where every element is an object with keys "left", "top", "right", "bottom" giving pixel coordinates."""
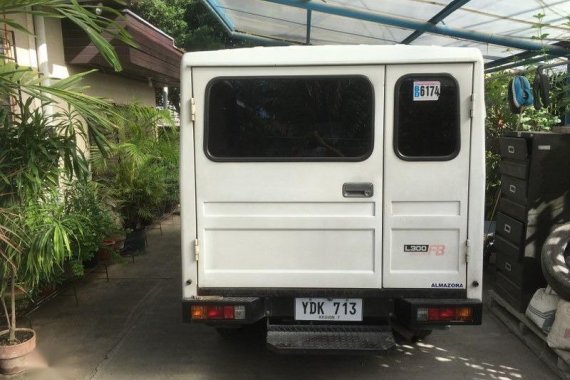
[
  {"left": 192, "top": 65, "right": 384, "bottom": 290},
  {"left": 383, "top": 64, "right": 474, "bottom": 289}
]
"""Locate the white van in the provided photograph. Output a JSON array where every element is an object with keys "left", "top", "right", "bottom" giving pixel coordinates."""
[{"left": 180, "top": 45, "right": 485, "bottom": 352}]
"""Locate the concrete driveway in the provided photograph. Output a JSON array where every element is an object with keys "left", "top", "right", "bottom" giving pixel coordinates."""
[{"left": 8, "top": 215, "right": 556, "bottom": 380}]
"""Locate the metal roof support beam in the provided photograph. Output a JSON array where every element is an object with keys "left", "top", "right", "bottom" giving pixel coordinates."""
[
  {"left": 306, "top": 9, "right": 312, "bottom": 45},
  {"left": 401, "top": 0, "right": 471, "bottom": 44},
  {"left": 264, "top": 0, "right": 570, "bottom": 56},
  {"left": 484, "top": 41, "right": 568, "bottom": 71},
  {"left": 485, "top": 55, "right": 550, "bottom": 73},
  {"left": 232, "top": 32, "right": 290, "bottom": 45},
  {"left": 201, "top": 0, "right": 235, "bottom": 33}
]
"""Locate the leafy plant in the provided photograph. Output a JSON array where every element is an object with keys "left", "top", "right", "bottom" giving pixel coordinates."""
[
  {"left": 92, "top": 104, "right": 178, "bottom": 230},
  {"left": 19, "top": 193, "right": 87, "bottom": 286},
  {"left": 0, "top": 0, "right": 133, "bottom": 71},
  {"left": 484, "top": 70, "right": 561, "bottom": 218},
  {"left": 0, "top": 0, "right": 131, "bottom": 345},
  {"left": 0, "top": 100, "right": 88, "bottom": 205},
  {"left": 483, "top": 9, "right": 565, "bottom": 221},
  {"left": 63, "top": 182, "right": 119, "bottom": 275},
  {"left": 0, "top": 196, "right": 85, "bottom": 343}
]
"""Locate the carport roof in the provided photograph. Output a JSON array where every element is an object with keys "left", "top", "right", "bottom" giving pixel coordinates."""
[{"left": 202, "top": 0, "right": 570, "bottom": 71}]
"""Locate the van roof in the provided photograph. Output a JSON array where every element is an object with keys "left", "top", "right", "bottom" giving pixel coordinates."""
[{"left": 182, "top": 44, "right": 483, "bottom": 67}]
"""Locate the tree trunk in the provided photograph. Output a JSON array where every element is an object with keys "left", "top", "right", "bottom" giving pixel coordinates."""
[{"left": 9, "top": 272, "right": 16, "bottom": 343}]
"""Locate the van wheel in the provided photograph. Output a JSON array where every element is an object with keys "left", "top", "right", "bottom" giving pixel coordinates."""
[
  {"left": 392, "top": 326, "right": 432, "bottom": 343},
  {"left": 541, "top": 223, "right": 570, "bottom": 300},
  {"left": 412, "top": 329, "right": 432, "bottom": 342}
]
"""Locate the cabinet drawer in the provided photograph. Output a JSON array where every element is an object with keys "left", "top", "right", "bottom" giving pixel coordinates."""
[
  {"left": 496, "top": 212, "right": 525, "bottom": 245},
  {"left": 500, "top": 137, "right": 528, "bottom": 160},
  {"left": 499, "top": 160, "right": 528, "bottom": 180},
  {"left": 496, "top": 251, "right": 523, "bottom": 286},
  {"left": 499, "top": 198, "right": 527, "bottom": 222},
  {"left": 495, "top": 235, "right": 522, "bottom": 260},
  {"left": 501, "top": 175, "right": 528, "bottom": 204},
  {"left": 494, "top": 272, "right": 531, "bottom": 313}
]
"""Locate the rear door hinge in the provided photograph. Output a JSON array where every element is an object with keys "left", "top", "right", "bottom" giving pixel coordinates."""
[
  {"left": 191, "top": 98, "right": 196, "bottom": 122},
  {"left": 469, "top": 94, "right": 475, "bottom": 119},
  {"left": 465, "top": 239, "right": 471, "bottom": 263},
  {"left": 194, "top": 238, "right": 200, "bottom": 262}
]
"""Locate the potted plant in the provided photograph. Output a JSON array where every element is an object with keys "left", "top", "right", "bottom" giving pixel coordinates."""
[
  {"left": 63, "top": 182, "right": 121, "bottom": 271},
  {"left": 91, "top": 105, "right": 176, "bottom": 251},
  {"left": 0, "top": 210, "right": 35, "bottom": 375},
  {"left": 0, "top": 1, "right": 132, "bottom": 373},
  {"left": 0, "top": 194, "right": 91, "bottom": 373}
]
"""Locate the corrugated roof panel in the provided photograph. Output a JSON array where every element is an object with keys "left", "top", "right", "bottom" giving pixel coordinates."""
[
  {"left": 205, "top": 0, "right": 570, "bottom": 63},
  {"left": 328, "top": 0, "right": 452, "bottom": 24},
  {"left": 412, "top": 33, "right": 525, "bottom": 61},
  {"left": 442, "top": 0, "right": 570, "bottom": 41},
  {"left": 228, "top": 11, "right": 306, "bottom": 43},
  {"left": 216, "top": 0, "right": 307, "bottom": 42},
  {"left": 310, "top": 12, "right": 410, "bottom": 44}
]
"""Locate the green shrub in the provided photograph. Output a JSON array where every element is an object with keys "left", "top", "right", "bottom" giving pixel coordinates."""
[{"left": 92, "top": 104, "right": 179, "bottom": 229}]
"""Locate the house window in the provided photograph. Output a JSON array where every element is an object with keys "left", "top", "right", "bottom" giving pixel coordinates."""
[
  {"left": 205, "top": 76, "right": 374, "bottom": 161},
  {"left": 394, "top": 74, "right": 460, "bottom": 161}
]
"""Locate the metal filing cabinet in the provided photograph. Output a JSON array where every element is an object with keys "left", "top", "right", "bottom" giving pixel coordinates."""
[{"left": 494, "top": 132, "right": 570, "bottom": 312}]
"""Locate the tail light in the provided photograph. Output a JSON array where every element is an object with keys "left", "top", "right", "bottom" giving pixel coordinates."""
[
  {"left": 223, "top": 306, "right": 235, "bottom": 319},
  {"left": 417, "top": 306, "right": 473, "bottom": 322},
  {"left": 190, "top": 304, "right": 246, "bottom": 321},
  {"left": 207, "top": 306, "right": 224, "bottom": 319},
  {"left": 191, "top": 305, "right": 207, "bottom": 320}
]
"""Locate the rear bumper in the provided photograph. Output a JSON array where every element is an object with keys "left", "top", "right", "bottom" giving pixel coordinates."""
[
  {"left": 182, "top": 293, "right": 482, "bottom": 327},
  {"left": 267, "top": 324, "right": 395, "bottom": 353}
]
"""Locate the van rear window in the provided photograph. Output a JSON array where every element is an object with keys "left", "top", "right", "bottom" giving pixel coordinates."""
[
  {"left": 394, "top": 75, "right": 460, "bottom": 160},
  {"left": 206, "top": 76, "right": 374, "bottom": 161}
]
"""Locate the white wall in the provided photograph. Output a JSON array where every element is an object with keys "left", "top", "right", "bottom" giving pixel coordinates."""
[
  {"left": 68, "top": 68, "right": 156, "bottom": 106},
  {"left": 44, "top": 17, "right": 69, "bottom": 80},
  {"left": 9, "top": 16, "right": 156, "bottom": 107},
  {"left": 11, "top": 13, "right": 38, "bottom": 69}
]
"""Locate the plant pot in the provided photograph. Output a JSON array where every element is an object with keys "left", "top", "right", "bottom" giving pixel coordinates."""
[
  {"left": 97, "top": 244, "right": 113, "bottom": 263},
  {"left": 123, "top": 229, "right": 146, "bottom": 253},
  {"left": 0, "top": 328, "right": 36, "bottom": 375},
  {"left": 104, "top": 234, "right": 126, "bottom": 251},
  {"left": 97, "top": 233, "right": 126, "bottom": 262}
]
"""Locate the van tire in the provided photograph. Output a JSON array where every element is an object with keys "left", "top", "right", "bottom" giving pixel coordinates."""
[
  {"left": 412, "top": 329, "right": 432, "bottom": 342},
  {"left": 541, "top": 223, "right": 570, "bottom": 300},
  {"left": 393, "top": 326, "right": 432, "bottom": 343}
]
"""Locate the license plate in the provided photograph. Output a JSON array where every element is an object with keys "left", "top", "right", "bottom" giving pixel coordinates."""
[
  {"left": 413, "top": 80, "right": 441, "bottom": 101},
  {"left": 295, "top": 298, "right": 363, "bottom": 321}
]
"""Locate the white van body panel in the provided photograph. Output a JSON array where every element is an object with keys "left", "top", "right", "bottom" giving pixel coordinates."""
[
  {"left": 192, "top": 65, "right": 384, "bottom": 289},
  {"left": 180, "top": 59, "right": 197, "bottom": 300},
  {"left": 382, "top": 63, "right": 473, "bottom": 289},
  {"left": 180, "top": 45, "right": 485, "bottom": 301}
]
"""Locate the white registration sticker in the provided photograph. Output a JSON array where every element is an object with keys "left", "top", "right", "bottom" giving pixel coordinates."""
[
  {"left": 413, "top": 81, "right": 441, "bottom": 101},
  {"left": 295, "top": 298, "right": 363, "bottom": 321}
]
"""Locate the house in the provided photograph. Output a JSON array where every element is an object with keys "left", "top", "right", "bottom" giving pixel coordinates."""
[{"left": 4, "top": 7, "right": 182, "bottom": 107}]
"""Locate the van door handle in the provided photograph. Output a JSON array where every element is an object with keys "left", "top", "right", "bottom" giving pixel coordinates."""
[{"left": 343, "top": 183, "right": 373, "bottom": 198}]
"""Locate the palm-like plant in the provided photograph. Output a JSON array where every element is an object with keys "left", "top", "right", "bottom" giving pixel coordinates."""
[
  {"left": 0, "top": 1, "right": 132, "bottom": 346},
  {"left": 0, "top": 210, "right": 22, "bottom": 343},
  {"left": 91, "top": 104, "right": 176, "bottom": 230}
]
